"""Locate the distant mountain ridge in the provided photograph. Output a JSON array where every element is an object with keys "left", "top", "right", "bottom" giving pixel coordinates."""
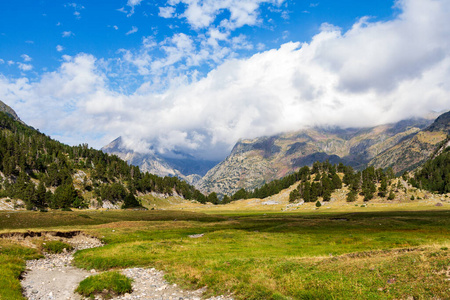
[
  {"left": 101, "top": 137, "right": 219, "bottom": 185},
  {"left": 197, "top": 117, "right": 440, "bottom": 195},
  {"left": 369, "top": 111, "right": 450, "bottom": 173},
  {"left": 102, "top": 112, "right": 449, "bottom": 196}
]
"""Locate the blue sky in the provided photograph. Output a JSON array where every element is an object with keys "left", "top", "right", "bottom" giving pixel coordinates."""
[
  {"left": 1, "top": 0, "right": 449, "bottom": 160},
  {"left": 1, "top": 0, "right": 395, "bottom": 82}
]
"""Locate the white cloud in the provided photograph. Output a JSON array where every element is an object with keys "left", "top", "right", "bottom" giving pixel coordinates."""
[
  {"left": 126, "top": 0, "right": 143, "bottom": 16},
  {"left": 167, "top": 0, "right": 285, "bottom": 30},
  {"left": 56, "top": 45, "right": 64, "bottom": 52},
  {"left": 159, "top": 6, "right": 176, "bottom": 18},
  {"left": 21, "top": 54, "right": 32, "bottom": 62},
  {"left": 65, "top": 2, "right": 85, "bottom": 18},
  {"left": 1, "top": 0, "right": 450, "bottom": 161},
  {"left": 17, "top": 63, "right": 33, "bottom": 71},
  {"left": 126, "top": 26, "right": 138, "bottom": 35},
  {"left": 113, "top": 25, "right": 119, "bottom": 30},
  {"left": 62, "top": 31, "right": 74, "bottom": 37},
  {"left": 0, "top": 59, "right": 4, "bottom": 64}
]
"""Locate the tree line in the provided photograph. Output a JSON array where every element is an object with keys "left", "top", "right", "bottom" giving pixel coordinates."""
[
  {"left": 410, "top": 147, "right": 450, "bottom": 193},
  {"left": 227, "top": 160, "right": 397, "bottom": 203}
]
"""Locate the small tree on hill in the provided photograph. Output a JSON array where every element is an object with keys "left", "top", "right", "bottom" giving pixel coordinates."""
[{"left": 289, "top": 189, "right": 300, "bottom": 203}]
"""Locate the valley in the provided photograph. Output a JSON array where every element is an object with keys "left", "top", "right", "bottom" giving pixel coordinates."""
[{"left": 1, "top": 100, "right": 450, "bottom": 299}]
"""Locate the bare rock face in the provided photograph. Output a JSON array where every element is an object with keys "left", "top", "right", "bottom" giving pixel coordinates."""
[
  {"left": 198, "top": 117, "right": 436, "bottom": 195},
  {"left": 370, "top": 111, "right": 450, "bottom": 174},
  {"left": 0, "top": 100, "right": 24, "bottom": 123},
  {"left": 102, "top": 137, "right": 219, "bottom": 186}
]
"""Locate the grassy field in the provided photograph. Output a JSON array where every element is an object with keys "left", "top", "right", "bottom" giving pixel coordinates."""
[{"left": 1, "top": 209, "right": 449, "bottom": 299}]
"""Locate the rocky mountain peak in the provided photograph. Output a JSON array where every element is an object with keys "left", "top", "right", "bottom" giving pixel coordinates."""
[
  {"left": 0, "top": 100, "right": 24, "bottom": 124},
  {"left": 425, "top": 110, "right": 450, "bottom": 134}
]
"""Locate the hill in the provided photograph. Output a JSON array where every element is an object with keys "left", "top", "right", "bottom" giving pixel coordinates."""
[{"left": 0, "top": 105, "right": 207, "bottom": 210}]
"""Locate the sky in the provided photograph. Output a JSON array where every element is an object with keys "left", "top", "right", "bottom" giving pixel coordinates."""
[{"left": 1, "top": 0, "right": 450, "bottom": 160}]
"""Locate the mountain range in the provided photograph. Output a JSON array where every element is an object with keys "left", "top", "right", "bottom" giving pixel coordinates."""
[{"left": 104, "top": 112, "right": 450, "bottom": 196}]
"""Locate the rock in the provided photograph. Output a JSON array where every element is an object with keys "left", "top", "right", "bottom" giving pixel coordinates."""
[{"left": 188, "top": 233, "right": 204, "bottom": 238}]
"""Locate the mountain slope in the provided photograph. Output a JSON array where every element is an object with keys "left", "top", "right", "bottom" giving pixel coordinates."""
[
  {"left": 198, "top": 118, "right": 433, "bottom": 195},
  {"left": 102, "top": 137, "right": 219, "bottom": 185},
  {"left": 0, "top": 100, "right": 23, "bottom": 123},
  {"left": 369, "top": 111, "right": 450, "bottom": 174},
  {"left": 0, "top": 107, "right": 207, "bottom": 210}
]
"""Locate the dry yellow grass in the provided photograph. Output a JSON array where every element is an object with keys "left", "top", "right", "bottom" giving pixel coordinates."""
[{"left": 141, "top": 178, "right": 450, "bottom": 214}]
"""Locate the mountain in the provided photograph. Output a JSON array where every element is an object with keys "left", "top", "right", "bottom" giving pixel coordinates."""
[
  {"left": 0, "top": 104, "right": 207, "bottom": 210},
  {"left": 101, "top": 137, "right": 219, "bottom": 185},
  {"left": 0, "top": 100, "right": 23, "bottom": 123},
  {"left": 197, "top": 118, "right": 435, "bottom": 195},
  {"left": 369, "top": 111, "right": 450, "bottom": 174}
]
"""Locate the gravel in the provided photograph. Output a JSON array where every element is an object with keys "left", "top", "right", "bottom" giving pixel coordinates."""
[{"left": 21, "top": 233, "right": 233, "bottom": 300}]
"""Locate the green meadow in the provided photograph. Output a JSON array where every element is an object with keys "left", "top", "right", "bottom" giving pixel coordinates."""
[{"left": 1, "top": 209, "right": 449, "bottom": 299}]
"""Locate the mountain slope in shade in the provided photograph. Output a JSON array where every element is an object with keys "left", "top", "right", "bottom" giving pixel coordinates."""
[
  {"left": 197, "top": 118, "right": 434, "bottom": 195},
  {"left": 101, "top": 137, "right": 219, "bottom": 185},
  {"left": 369, "top": 111, "right": 450, "bottom": 174}
]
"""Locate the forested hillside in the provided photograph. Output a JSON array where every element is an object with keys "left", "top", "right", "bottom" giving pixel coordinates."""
[
  {"left": 0, "top": 112, "right": 207, "bottom": 210},
  {"left": 410, "top": 146, "right": 450, "bottom": 193},
  {"left": 228, "top": 160, "right": 397, "bottom": 203}
]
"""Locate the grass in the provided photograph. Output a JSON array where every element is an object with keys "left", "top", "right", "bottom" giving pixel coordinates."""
[
  {"left": 38, "top": 240, "right": 74, "bottom": 254},
  {"left": 73, "top": 210, "right": 450, "bottom": 299},
  {"left": 75, "top": 271, "right": 132, "bottom": 299},
  {"left": 0, "top": 240, "right": 42, "bottom": 299},
  {"left": 1, "top": 209, "right": 449, "bottom": 299}
]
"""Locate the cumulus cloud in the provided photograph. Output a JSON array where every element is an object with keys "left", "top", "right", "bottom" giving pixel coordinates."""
[
  {"left": 56, "top": 45, "right": 64, "bottom": 52},
  {"left": 21, "top": 54, "right": 32, "bottom": 62},
  {"left": 1, "top": 0, "right": 450, "bottom": 161},
  {"left": 159, "top": 6, "right": 176, "bottom": 18},
  {"left": 17, "top": 63, "right": 33, "bottom": 71},
  {"left": 166, "top": 0, "right": 285, "bottom": 30}
]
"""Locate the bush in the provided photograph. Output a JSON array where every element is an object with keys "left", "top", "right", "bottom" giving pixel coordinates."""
[
  {"left": 76, "top": 271, "right": 132, "bottom": 298},
  {"left": 315, "top": 201, "right": 321, "bottom": 208}
]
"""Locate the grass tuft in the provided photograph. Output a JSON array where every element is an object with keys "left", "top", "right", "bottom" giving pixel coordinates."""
[
  {"left": 75, "top": 271, "right": 132, "bottom": 298},
  {"left": 39, "top": 240, "right": 74, "bottom": 254}
]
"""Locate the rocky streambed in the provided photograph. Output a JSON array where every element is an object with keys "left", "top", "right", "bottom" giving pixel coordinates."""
[{"left": 15, "top": 232, "right": 232, "bottom": 300}]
